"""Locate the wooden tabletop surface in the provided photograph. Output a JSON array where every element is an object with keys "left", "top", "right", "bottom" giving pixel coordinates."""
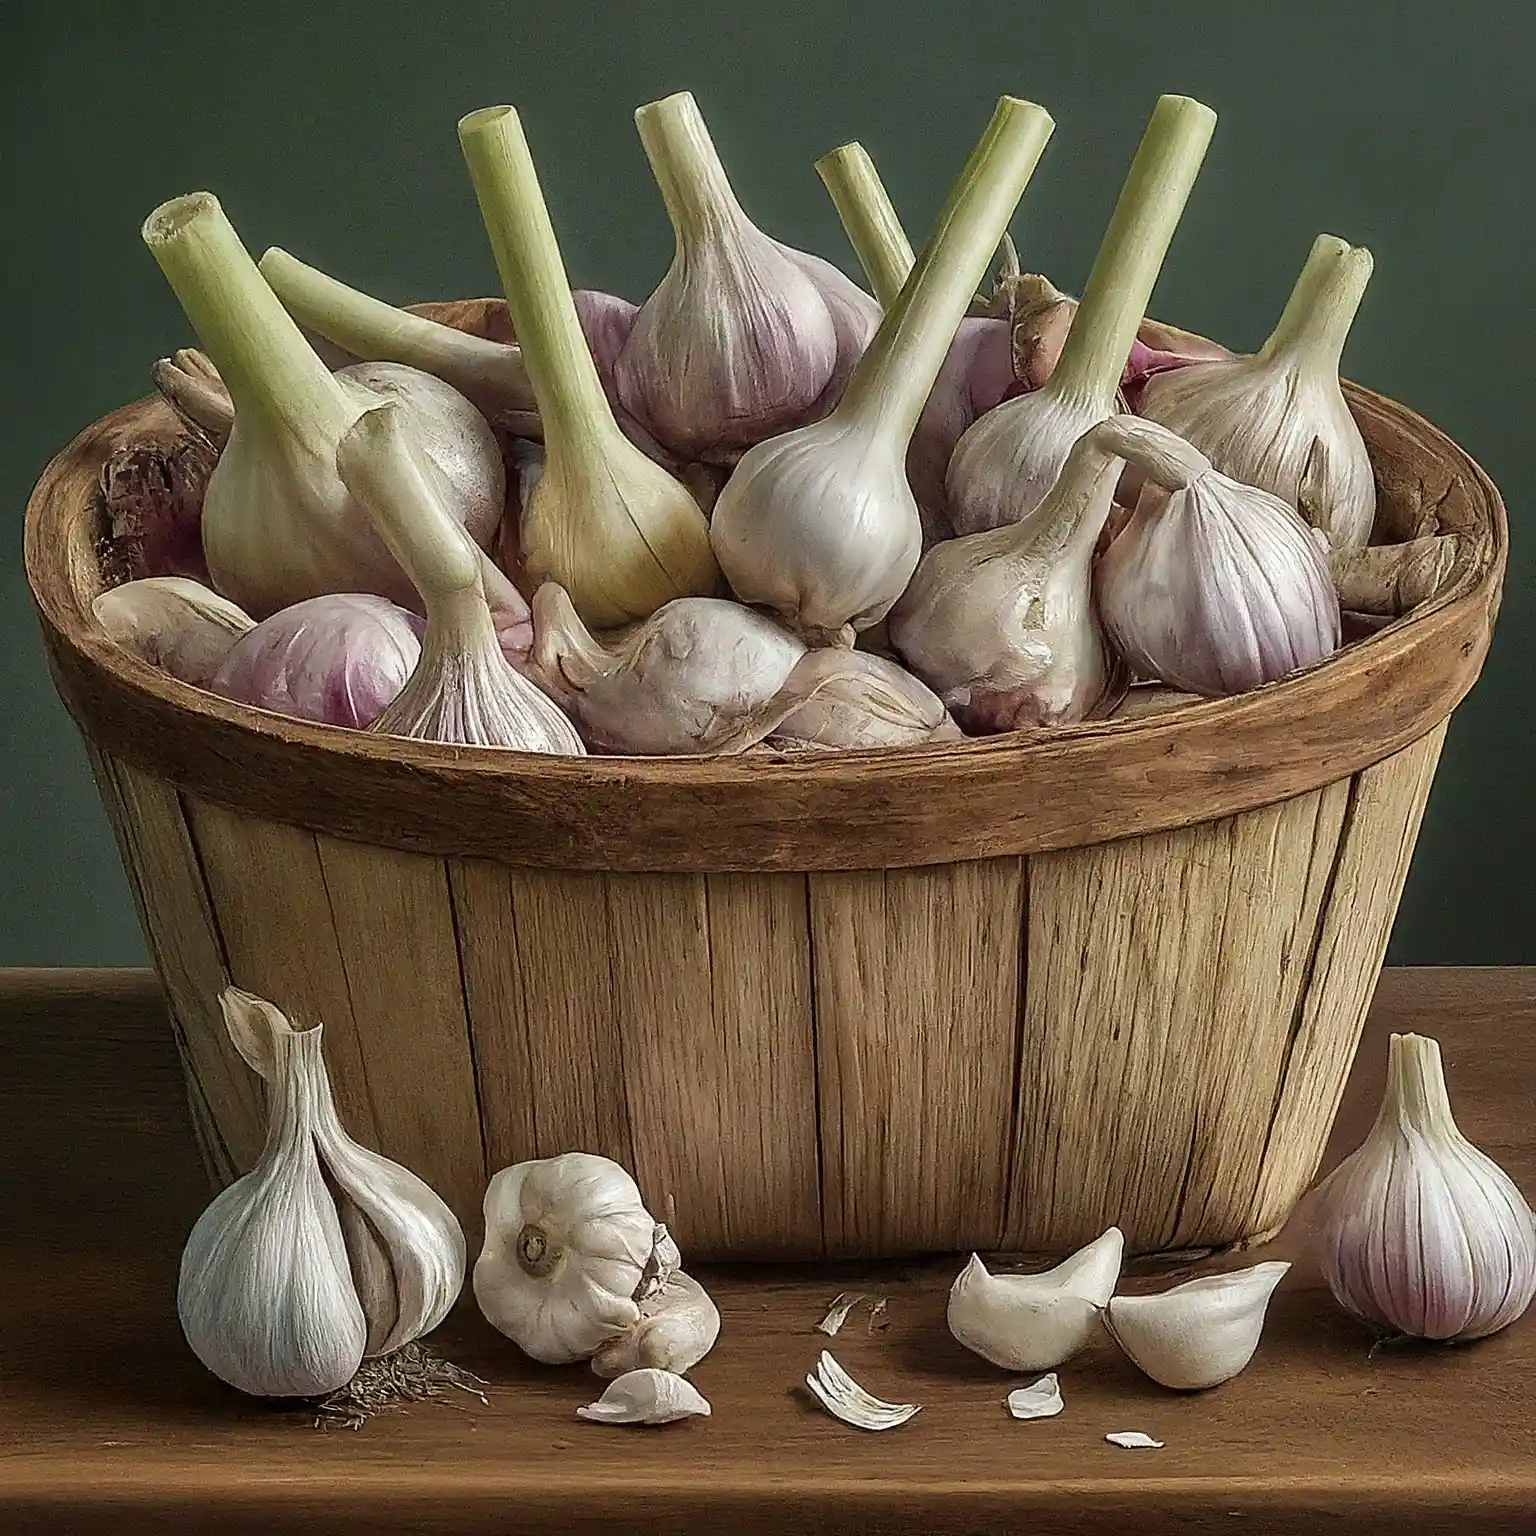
[{"left": 1, "top": 966, "right": 1532, "bottom": 1534}]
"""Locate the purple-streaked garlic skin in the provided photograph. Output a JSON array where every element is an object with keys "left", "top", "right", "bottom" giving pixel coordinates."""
[
  {"left": 210, "top": 593, "right": 422, "bottom": 729},
  {"left": 783, "top": 246, "right": 882, "bottom": 419}
]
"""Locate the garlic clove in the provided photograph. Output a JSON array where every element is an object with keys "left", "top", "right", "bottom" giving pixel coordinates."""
[
  {"left": 1006, "top": 1372, "right": 1064, "bottom": 1420},
  {"left": 591, "top": 1270, "right": 720, "bottom": 1379},
  {"left": 1104, "top": 1261, "right": 1290, "bottom": 1391},
  {"left": 474, "top": 1152, "right": 673, "bottom": 1365},
  {"left": 805, "top": 1351, "right": 921, "bottom": 1431},
  {"left": 577, "top": 1368, "right": 711, "bottom": 1426},
  {"left": 92, "top": 576, "right": 254, "bottom": 690},
  {"left": 947, "top": 1228, "right": 1125, "bottom": 1372},
  {"left": 1308, "top": 1033, "right": 1536, "bottom": 1342}
]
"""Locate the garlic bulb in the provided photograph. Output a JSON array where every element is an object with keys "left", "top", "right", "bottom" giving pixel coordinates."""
[
  {"left": 1308, "top": 1032, "right": 1536, "bottom": 1342},
  {"left": 210, "top": 592, "right": 422, "bottom": 728},
  {"left": 1104, "top": 1262, "right": 1290, "bottom": 1391},
  {"left": 141, "top": 193, "right": 504, "bottom": 620},
  {"left": 474, "top": 1152, "right": 679, "bottom": 1365},
  {"left": 1096, "top": 419, "right": 1341, "bottom": 697},
  {"left": 529, "top": 582, "right": 806, "bottom": 755},
  {"left": 458, "top": 106, "right": 720, "bottom": 628},
  {"left": 591, "top": 1270, "right": 720, "bottom": 1379},
  {"left": 178, "top": 987, "right": 465, "bottom": 1396},
  {"left": 947, "top": 1227, "right": 1124, "bottom": 1372},
  {"left": 93, "top": 576, "right": 254, "bottom": 689},
  {"left": 617, "top": 92, "right": 877, "bottom": 464},
  {"left": 578, "top": 1368, "right": 711, "bottom": 1426},
  {"left": 946, "top": 95, "right": 1216, "bottom": 537},
  {"left": 711, "top": 96, "right": 1055, "bottom": 644},
  {"left": 891, "top": 416, "right": 1161, "bottom": 729},
  {"left": 335, "top": 403, "right": 584, "bottom": 752},
  {"left": 1138, "top": 234, "right": 1375, "bottom": 552}
]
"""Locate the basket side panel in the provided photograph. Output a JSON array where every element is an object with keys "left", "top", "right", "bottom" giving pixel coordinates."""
[
  {"left": 1006, "top": 784, "right": 1353, "bottom": 1255},
  {"left": 1247, "top": 722, "right": 1447, "bottom": 1232},
  {"left": 184, "top": 799, "right": 486, "bottom": 1228},
  {"left": 811, "top": 860, "right": 1024, "bottom": 1257}
]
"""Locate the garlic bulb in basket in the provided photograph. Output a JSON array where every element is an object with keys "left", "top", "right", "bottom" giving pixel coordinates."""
[
  {"left": 335, "top": 402, "right": 584, "bottom": 752},
  {"left": 459, "top": 106, "right": 721, "bottom": 627},
  {"left": 1137, "top": 233, "right": 1376, "bottom": 552},
  {"left": 711, "top": 96, "right": 1055, "bottom": 644},
  {"left": 617, "top": 91, "right": 879, "bottom": 464},
  {"left": 530, "top": 582, "right": 806, "bottom": 755},
  {"left": 141, "top": 193, "right": 504, "bottom": 620},
  {"left": 1096, "top": 420, "right": 1341, "bottom": 697},
  {"left": 946, "top": 95, "right": 1215, "bottom": 537},
  {"left": 93, "top": 576, "right": 254, "bottom": 689}
]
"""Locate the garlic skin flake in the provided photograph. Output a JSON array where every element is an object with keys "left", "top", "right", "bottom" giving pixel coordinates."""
[
  {"left": 93, "top": 575, "right": 254, "bottom": 689},
  {"left": 805, "top": 1351, "right": 920, "bottom": 1431},
  {"left": 1105, "top": 1430, "right": 1164, "bottom": 1449},
  {"left": 947, "top": 1227, "right": 1124, "bottom": 1372},
  {"left": 591, "top": 1270, "right": 720, "bottom": 1379},
  {"left": 1006, "top": 1373, "right": 1064, "bottom": 1420},
  {"left": 1139, "top": 234, "right": 1376, "bottom": 553},
  {"left": 578, "top": 1368, "right": 711, "bottom": 1426},
  {"left": 475, "top": 1152, "right": 677, "bottom": 1365},
  {"left": 1104, "top": 1261, "right": 1290, "bottom": 1391},
  {"left": 1309, "top": 1032, "right": 1536, "bottom": 1342}
]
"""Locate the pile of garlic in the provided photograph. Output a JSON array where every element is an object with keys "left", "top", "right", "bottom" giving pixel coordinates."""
[{"left": 96, "top": 82, "right": 1445, "bottom": 761}]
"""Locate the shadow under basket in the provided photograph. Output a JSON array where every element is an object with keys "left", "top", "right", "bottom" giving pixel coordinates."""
[{"left": 24, "top": 300, "right": 1507, "bottom": 1262}]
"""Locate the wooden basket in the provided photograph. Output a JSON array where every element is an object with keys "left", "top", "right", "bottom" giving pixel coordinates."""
[{"left": 24, "top": 303, "right": 1506, "bottom": 1260}]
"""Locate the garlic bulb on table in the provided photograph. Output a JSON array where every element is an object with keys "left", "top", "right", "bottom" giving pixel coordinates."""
[
  {"left": 458, "top": 106, "right": 721, "bottom": 627},
  {"left": 946, "top": 95, "right": 1216, "bottom": 537},
  {"left": 93, "top": 576, "right": 254, "bottom": 689},
  {"left": 178, "top": 988, "right": 465, "bottom": 1397},
  {"left": 1095, "top": 420, "right": 1341, "bottom": 698},
  {"left": 141, "top": 193, "right": 505, "bottom": 620},
  {"left": 711, "top": 96, "right": 1055, "bottom": 645},
  {"left": 335, "top": 403, "right": 584, "bottom": 752},
  {"left": 1307, "top": 1032, "right": 1536, "bottom": 1342},
  {"left": 1137, "top": 234, "right": 1376, "bottom": 553},
  {"left": 530, "top": 582, "right": 806, "bottom": 755},
  {"left": 474, "top": 1152, "right": 680, "bottom": 1365},
  {"left": 617, "top": 91, "right": 880, "bottom": 465}
]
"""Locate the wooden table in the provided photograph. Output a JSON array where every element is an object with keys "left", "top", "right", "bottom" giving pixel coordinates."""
[{"left": 1, "top": 967, "right": 1531, "bottom": 1533}]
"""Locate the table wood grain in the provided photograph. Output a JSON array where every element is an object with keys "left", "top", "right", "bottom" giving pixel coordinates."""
[{"left": 0, "top": 966, "right": 1532, "bottom": 1534}]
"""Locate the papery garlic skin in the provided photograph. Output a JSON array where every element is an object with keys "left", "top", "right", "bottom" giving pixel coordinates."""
[
  {"left": 591, "top": 1270, "right": 720, "bottom": 1379},
  {"left": 947, "top": 1228, "right": 1124, "bottom": 1372},
  {"left": 93, "top": 576, "right": 254, "bottom": 689},
  {"left": 1104, "top": 1261, "right": 1290, "bottom": 1391},
  {"left": 475, "top": 1152, "right": 676, "bottom": 1365},
  {"left": 1309, "top": 1033, "right": 1536, "bottom": 1342},
  {"left": 1138, "top": 235, "right": 1375, "bottom": 553}
]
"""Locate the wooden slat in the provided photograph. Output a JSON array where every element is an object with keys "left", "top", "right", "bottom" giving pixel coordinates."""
[{"left": 812, "top": 860, "right": 1024, "bottom": 1256}]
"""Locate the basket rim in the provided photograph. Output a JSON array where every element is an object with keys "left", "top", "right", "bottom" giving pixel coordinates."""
[{"left": 24, "top": 318, "right": 1507, "bottom": 873}]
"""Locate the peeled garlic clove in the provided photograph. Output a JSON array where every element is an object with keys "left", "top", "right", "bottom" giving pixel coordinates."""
[
  {"left": 1095, "top": 418, "right": 1342, "bottom": 698},
  {"left": 947, "top": 1228, "right": 1124, "bottom": 1372},
  {"left": 1006, "top": 1372, "right": 1064, "bottom": 1420},
  {"left": 1138, "top": 235, "right": 1375, "bottom": 553},
  {"left": 578, "top": 1368, "right": 711, "bottom": 1426},
  {"left": 947, "top": 96, "right": 1215, "bottom": 537},
  {"left": 530, "top": 582, "right": 806, "bottom": 755},
  {"left": 474, "top": 1152, "right": 673, "bottom": 1364},
  {"left": 93, "top": 576, "right": 254, "bottom": 689},
  {"left": 591, "top": 1270, "right": 720, "bottom": 1379},
  {"left": 1308, "top": 1032, "right": 1536, "bottom": 1342},
  {"left": 805, "top": 1351, "right": 920, "bottom": 1431},
  {"left": 1104, "top": 1261, "right": 1290, "bottom": 1390}
]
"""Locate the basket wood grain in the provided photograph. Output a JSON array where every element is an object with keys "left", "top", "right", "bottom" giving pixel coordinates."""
[{"left": 24, "top": 302, "right": 1506, "bottom": 1259}]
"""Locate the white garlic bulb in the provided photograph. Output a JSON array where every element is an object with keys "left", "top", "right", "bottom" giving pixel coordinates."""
[
  {"left": 475, "top": 1152, "right": 678, "bottom": 1365},
  {"left": 1308, "top": 1032, "right": 1536, "bottom": 1342},
  {"left": 591, "top": 1270, "right": 721, "bottom": 1379},
  {"left": 1138, "top": 234, "right": 1376, "bottom": 553},
  {"left": 947, "top": 1228, "right": 1124, "bottom": 1372},
  {"left": 1095, "top": 419, "right": 1341, "bottom": 698},
  {"left": 177, "top": 988, "right": 466, "bottom": 1397},
  {"left": 946, "top": 95, "right": 1215, "bottom": 537},
  {"left": 530, "top": 582, "right": 806, "bottom": 754},
  {"left": 92, "top": 575, "right": 254, "bottom": 689}
]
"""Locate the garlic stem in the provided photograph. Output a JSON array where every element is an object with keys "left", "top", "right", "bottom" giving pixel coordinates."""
[
  {"left": 815, "top": 142, "right": 915, "bottom": 309},
  {"left": 1047, "top": 96, "right": 1216, "bottom": 409},
  {"left": 142, "top": 193, "right": 351, "bottom": 453},
  {"left": 839, "top": 97, "right": 1054, "bottom": 447},
  {"left": 1382, "top": 1033, "right": 1457, "bottom": 1139},
  {"left": 457, "top": 107, "right": 614, "bottom": 456},
  {"left": 259, "top": 248, "right": 535, "bottom": 414},
  {"left": 634, "top": 91, "right": 749, "bottom": 246},
  {"left": 1258, "top": 233, "right": 1374, "bottom": 372}
]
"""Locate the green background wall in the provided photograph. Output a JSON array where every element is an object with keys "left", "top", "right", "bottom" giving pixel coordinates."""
[{"left": 1, "top": 1, "right": 1526, "bottom": 964}]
